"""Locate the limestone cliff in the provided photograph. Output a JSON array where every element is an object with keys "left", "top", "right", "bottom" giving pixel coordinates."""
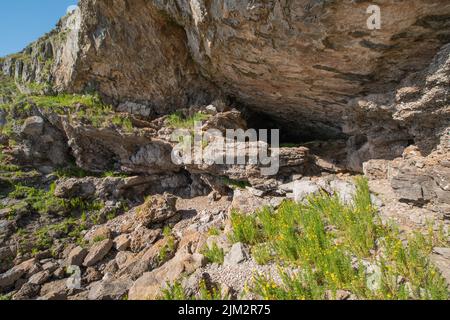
[{"left": 0, "top": 0, "right": 449, "bottom": 301}]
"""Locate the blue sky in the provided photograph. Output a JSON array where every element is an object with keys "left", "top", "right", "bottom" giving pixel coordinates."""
[{"left": 0, "top": 1, "right": 78, "bottom": 57}]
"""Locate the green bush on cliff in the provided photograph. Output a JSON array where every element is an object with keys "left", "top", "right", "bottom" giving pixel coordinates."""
[
  {"left": 228, "top": 177, "right": 449, "bottom": 300},
  {"left": 167, "top": 111, "right": 210, "bottom": 129}
]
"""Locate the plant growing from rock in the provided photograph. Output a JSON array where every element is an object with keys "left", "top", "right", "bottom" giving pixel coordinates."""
[
  {"left": 201, "top": 242, "right": 225, "bottom": 265},
  {"left": 166, "top": 111, "right": 210, "bottom": 129},
  {"left": 158, "top": 226, "right": 177, "bottom": 264},
  {"left": 230, "top": 177, "right": 449, "bottom": 300}
]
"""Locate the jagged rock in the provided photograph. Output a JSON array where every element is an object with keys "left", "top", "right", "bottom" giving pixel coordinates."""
[
  {"left": 113, "top": 234, "right": 130, "bottom": 252},
  {"left": 114, "top": 252, "right": 135, "bottom": 270},
  {"left": 54, "top": 176, "right": 127, "bottom": 201},
  {"left": 0, "top": 267, "right": 25, "bottom": 289},
  {"left": 55, "top": 178, "right": 96, "bottom": 200},
  {"left": 40, "top": 279, "right": 70, "bottom": 298},
  {"left": 0, "top": 258, "right": 37, "bottom": 289},
  {"left": 129, "top": 227, "right": 161, "bottom": 253},
  {"left": 0, "top": 247, "right": 14, "bottom": 273},
  {"left": 12, "top": 283, "right": 40, "bottom": 300},
  {"left": 82, "top": 267, "right": 102, "bottom": 285},
  {"left": 224, "top": 243, "right": 249, "bottom": 266},
  {"left": 38, "top": 292, "right": 67, "bottom": 301},
  {"left": 388, "top": 147, "right": 450, "bottom": 206},
  {"left": 430, "top": 248, "right": 450, "bottom": 288},
  {"left": 61, "top": 119, "right": 180, "bottom": 174},
  {"left": 83, "top": 239, "right": 113, "bottom": 267},
  {"left": 128, "top": 250, "right": 206, "bottom": 300},
  {"left": 230, "top": 189, "right": 273, "bottom": 215},
  {"left": 1, "top": 0, "right": 450, "bottom": 302},
  {"left": 88, "top": 277, "right": 133, "bottom": 300},
  {"left": 86, "top": 227, "right": 112, "bottom": 242},
  {"left": 122, "top": 237, "right": 180, "bottom": 280},
  {"left": 41, "top": 260, "right": 58, "bottom": 273},
  {"left": 117, "top": 102, "right": 151, "bottom": 118},
  {"left": 206, "top": 235, "right": 232, "bottom": 254},
  {"left": 136, "top": 193, "right": 178, "bottom": 227},
  {"left": 292, "top": 180, "right": 322, "bottom": 202},
  {"left": 329, "top": 180, "right": 357, "bottom": 205},
  {"left": 20, "top": 116, "right": 44, "bottom": 136},
  {"left": 66, "top": 246, "right": 88, "bottom": 267},
  {"left": 28, "top": 271, "right": 51, "bottom": 285},
  {"left": 0, "top": 220, "right": 15, "bottom": 242},
  {"left": 363, "top": 160, "right": 389, "bottom": 180},
  {"left": 364, "top": 262, "right": 382, "bottom": 292}
]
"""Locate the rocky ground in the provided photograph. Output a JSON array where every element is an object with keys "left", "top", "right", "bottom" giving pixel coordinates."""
[{"left": 0, "top": 0, "right": 449, "bottom": 300}]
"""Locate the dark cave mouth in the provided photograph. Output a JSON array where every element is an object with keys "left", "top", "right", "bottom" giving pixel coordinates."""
[{"left": 243, "top": 110, "right": 348, "bottom": 147}]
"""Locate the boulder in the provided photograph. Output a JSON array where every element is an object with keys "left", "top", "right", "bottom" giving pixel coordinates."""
[
  {"left": 224, "top": 243, "right": 249, "bottom": 266},
  {"left": 66, "top": 246, "right": 88, "bottom": 267},
  {"left": 128, "top": 250, "right": 206, "bottom": 300},
  {"left": 83, "top": 239, "right": 113, "bottom": 267},
  {"left": 20, "top": 116, "right": 44, "bottom": 136},
  {"left": 136, "top": 193, "right": 178, "bottom": 226},
  {"left": 28, "top": 271, "right": 51, "bottom": 285},
  {"left": 88, "top": 277, "right": 133, "bottom": 300},
  {"left": 292, "top": 180, "right": 321, "bottom": 202},
  {"left": 113, "top": 234, "right": 130, "bottom": 252},
  {"left": 430, "top": 247, "right": 450, "bottom": 288},
  {"left": 0, "top": 267, "right": 25, "bottom": 289},
  {"left": 12, "top": 283, "right": 40, "bottom": 300}
]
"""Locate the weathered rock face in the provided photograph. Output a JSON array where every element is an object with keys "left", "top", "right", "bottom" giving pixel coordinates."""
[
  {"left": 2, "top": 0, "right": 449, "bottom": 171},
  {"left": 0, "top": 12, "right": 79, "bottom": 92},
  {"left": 54, "top": 0, "right": 216, "bottom": 117},
  {"left": 50, "top": 0, "right": 450, "bottom": 140},
  {"left": 344, "top": 43, "right": 450, "bottom": 171}
]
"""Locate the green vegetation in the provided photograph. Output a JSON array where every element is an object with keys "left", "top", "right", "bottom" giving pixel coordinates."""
[
  {"left": 166, "top": 111, "right": 210, "bottom": 129},
  {"left": 159, "top": 227, "right": 177, "bottom": 264},
  {"left": 55, "top": 165, "right": 92, "bottom": 179},
  {"left": 207, "top": 226, "right": 221, "bottom": 236},
  {"left": 31, "top": 218, "right": 88, "bottom": 253},
  {"left": 0, "top": 74, "right": 19, "bottom": 98},
  {"left": 0, "top": 294, "right": 12, "bottom": 301},
  {"left": 280, "top": 143, "right": 301, "bottom": 148},
  {"left": 160, "top": 281, "right": 188, "bottom": 300},
  {"left": 228, "top": 177, "right": 449, "bottom": 300},
  {"left": 222, "top": 177, "right": 251, "bottom": 190},
  {"left": 201, "top": 242, "right": 225, "bottom": 265},
  {"left": 92, "top": 235, "right": 108, "bottom": 243},
  {"left": 3, "top": 179, "right": 110, "bottom": 254},
  {"left": 9, "top": 183, "right": 67, "bottom": 215},
  {"left": 0, "top": 84, "right": 134, "bottom": 134},
  {"left": 54, "top": 164, "right": 130, "bottom": 179},
  {"left": 160, "top": 280, "right": 229, "bottom": 300},
  {"left": 251, "top": 244, "right": 273, "bottom": 265},
  {"left": 8, "top": 183, "right": 101, "bottom": 216},
  {"left": 27, "top": 93, "right": 104, "bottom": 110}
]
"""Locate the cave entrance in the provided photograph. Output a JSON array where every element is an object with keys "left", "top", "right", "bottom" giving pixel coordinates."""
[{"left": 243, "top": 109, "right": 348, "bottom": 147}]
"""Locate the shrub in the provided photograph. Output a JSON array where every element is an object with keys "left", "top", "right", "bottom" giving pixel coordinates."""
[
  {"left": 9, "top": 184, "right": 67, "bottom": 215},
  {"left": 228, "top": 177, "right": 449, "bottom": 300},
  {"left": 166, "top": 111, "right": 210, "bottom": 129},
  {"left": 201, "top": 242, "right": 225, "bottom": 265},
  {"left": 159, "top": 227, "right": 177, "bottom": 263},
  {"left": 229, "top": 210, "right": 261, "bottom": 245},
  {"left": 252, "top": 244, "right": 273, "bottom": 265},
  {"left": 207, "top": 227, "right": 221, "bottom": 236},
  {"left": 160, "top": 281, "right": 189, "bottom": 300}
]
